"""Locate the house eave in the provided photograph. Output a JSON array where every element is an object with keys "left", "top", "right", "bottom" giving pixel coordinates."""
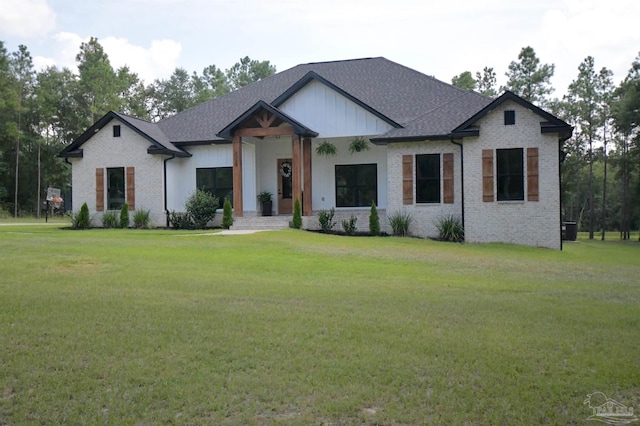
[{"left": 58, "top": 149, "right": 83, "bottom": 158}]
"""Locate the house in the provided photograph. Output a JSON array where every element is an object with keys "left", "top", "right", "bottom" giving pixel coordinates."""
[{"left": 59, "top": 57, "right": 572, "bottom": 249}]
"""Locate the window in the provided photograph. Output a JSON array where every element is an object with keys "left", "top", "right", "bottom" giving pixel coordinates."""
[
  {"left": 335, "top": 164, "right": 377, "bottom": 207},
  {"left": 504, "top": 110, "right": 515, "bottom": 125},
  {"left": 496, "top": 148, "right": 524, "bottom": 201},
  {"left": 196, "top": 167, "right": 233, "bottom": 208},
  {"left": 107, "top": 167, "right": 125, "bottom": 210},
  {"left": 113, "top": 125, "right": 121, "bottom": 137},
  {"left": 416, "top": 154, "right": 440, "bottom": 203}
]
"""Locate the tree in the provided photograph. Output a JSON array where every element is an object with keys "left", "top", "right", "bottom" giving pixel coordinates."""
[
  {"left": 503, "top": 46, "right": 555, "bottom": 106},
  {"left": 451, "top": 71, "right": 476, "bottom": 90},
  {"left": 0, "top": 41, "right": 19, "bottom": 214},
  {"left": 475, "top": 67, "right": 498, "bottom": 97},
  {"left": 76, "top": 37, "right": 122, "bottom": 125},
  {"left": 8, "top": 45, "right": 36, "bottom": 217},
  {"left": 611, "top": 53, "right": 640, "bottom": 239},
  {"left": 148, "top": 68, "right": 198, "bottom": 120},
  {"left": 565, "top": 56, "right": 612, "bottom": 239},
  {"left": 226, "top": 56, "right": 276, "bottom": 91}
]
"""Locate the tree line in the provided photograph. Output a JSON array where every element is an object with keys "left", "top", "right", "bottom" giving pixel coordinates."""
[
  {"left": 0, "top": 37, "right": 275, "bottom": 218},
  {"left": 452, "top": 46, "right": 640, "bottom": 240}
]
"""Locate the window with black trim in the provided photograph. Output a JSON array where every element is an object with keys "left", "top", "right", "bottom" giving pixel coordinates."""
[
  {"left": 107, "top": 167, "right": 125, "bottom": 210},
  {"left": 504, "top": 110, "right": 515, "bottom": 125},
  {"left": 113, "top": 125, "right": 121, "bottom": 137},
  {"left": 497, "top": 148, "right": 523, "bottom": 201},
  {"left": 416, "top": 154, "right": 440, "bottom": 203},
  {"left": 196, "top": 167, "right": 233, "bottom": 208},
  {"left": 335, "top": 164, "right": 377, "bottom": 207}
]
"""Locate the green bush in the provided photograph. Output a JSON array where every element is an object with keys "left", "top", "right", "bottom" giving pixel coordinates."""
[
  {"left": 185, "top": 189, "right": 219, "bottom": 229},
  {"left": 120, "top": 203, "right": 129, "bottom": 228},
  {"left": 292, "top": 198, "right": 302, "bottom": 229},
  {"left": 388, "top": 210, "right": 413, "bottom": 237},
  {"left": 222, "top": 199, "right": 233, "bottom": 229},
  {"left": 71, "top": 203, "right": 91, "bottom": 229},
  {"left": 435, "top": 215, "right": 464, "bottom": 242},
  {"left": 342, "top": 215, "right": 358, "bottom": 235},
  {"left": 318, "top": 208, "right": 336, "bottom": 233},
  {"left": 133, "top": 209, "right": 151, "bottom": 229},
  {"left": 168, "top": 211, "right": 194, "bottom": 230},
  {"left": 102, "top": 211, "right": 118, "bottom": 228},
  {"left": 369, "top": 202, "right": 380, "bottom": 236}
]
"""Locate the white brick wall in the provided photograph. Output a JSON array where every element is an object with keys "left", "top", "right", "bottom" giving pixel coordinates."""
[
  {"left": 463, "top": 101, "right": 561, "bottom": 249},
  {"left": 69, "top": 119, "right": 166, "bottom": 227},
  {"left": 386, "top": 141, "right": 463, "bottom": 238}
]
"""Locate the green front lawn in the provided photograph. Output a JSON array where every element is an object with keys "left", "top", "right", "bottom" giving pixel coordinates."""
[{"left": 1, "top": 227, "right": 638, "bottom": 424}]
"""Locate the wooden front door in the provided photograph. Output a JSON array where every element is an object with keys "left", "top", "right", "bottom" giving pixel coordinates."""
[{"left": 277, "top": 158, "right": 293, "bottom": 214}]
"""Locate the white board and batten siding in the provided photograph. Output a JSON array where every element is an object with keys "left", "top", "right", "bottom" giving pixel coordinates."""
[{"left": 278, "top": 79, "right": 394, "bottom": 138}]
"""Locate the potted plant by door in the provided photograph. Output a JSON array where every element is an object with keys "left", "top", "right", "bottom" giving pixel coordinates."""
[{"left": 257, "top": 191, "right": 273, "bottom": 216}]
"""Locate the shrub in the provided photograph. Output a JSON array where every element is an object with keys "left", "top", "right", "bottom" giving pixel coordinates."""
[
  {"left": 120, "top": 203, "right": 129, "bottom": 228},
  {"left": 133, "top": 209, "right": 151, "bottom": 229},
  {"left": 292, "top": 198, "right": 302, "bottom": 229},
  {"left": 435, "top": 215, "right": 465, "bottom": 242},
  {"left": 342, "top": 215, "right": 358, "bottom": 236},
  {"left": 388, "top": 210, "right": 413, "bottom": 237},
  {"left": 369, "top": 202, "right": 380, "bottom": 236},
  {"left": 71, "top": 202, "right": 90, "bottom": 229},
  {"left": 222, "top": 199, "right": 233, "bottom": 229},
  {"left": 318, "top": 208, "right": 336, "bottom": 233},
  {"left": 185, "top": 189, "right": 219, "bottom": 229},
  {"left": 168, "top": 211, "right": 194, "bottom": 230},
  {"left": 102, "top": 211, "right": 119, "bottom": 228}
]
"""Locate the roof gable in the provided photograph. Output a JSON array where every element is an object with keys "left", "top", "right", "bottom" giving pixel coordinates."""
[
  {"left": 272, "top": 71, "right": 401, "bottom": 128},
  {"left": 216, "top": 100, "right": 319, "bottom": 140},
  {"left": 451, "top": 91, "right": 573, "bottom": 140},
  {"left": 59, "top": 111, "right": 190, "bottom": 158}
]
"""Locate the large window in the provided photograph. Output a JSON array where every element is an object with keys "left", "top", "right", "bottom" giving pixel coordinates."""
[
  {"left": 107, "top": 167, "right": 125, "bottom": 210},
  {"left": 196, "top": 167, "right": 233, "bottom": 208},
  {"left": 497, "top": 148, "right": 524, "bottom": 201},
  {"left": 416, "top": 154, "right": 440, "bottom": 203},
  {"left": 335, "top": 164, "right": 377, "bottom": 207}
]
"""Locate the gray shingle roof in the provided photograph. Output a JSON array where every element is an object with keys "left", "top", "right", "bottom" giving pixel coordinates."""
[{"left": 157, "top": 57, "right": 492, "bottom": 144}]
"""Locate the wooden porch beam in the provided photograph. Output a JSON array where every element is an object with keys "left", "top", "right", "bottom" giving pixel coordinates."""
[
  {"left": 232, "top": 135, "right": 243, "bottom": 216},
  {"left": 292, "top": 135, "right": 302, "bottom": 209},
  {"left": 303, "top": 138, "right": 312, "bottom": 216},
  {"left": 236, "top": 126, "right": 294, "bottom": 138}
]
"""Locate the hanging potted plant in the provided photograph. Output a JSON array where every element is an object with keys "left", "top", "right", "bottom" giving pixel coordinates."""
[
  {"left": 257, "top": 191, "right": 273, "bottom": 216},
  {"left": 349, "top": 137, "right": 370, "bottom": 154},
  {"left": 316, "top": 140, "right": 337, "bottom": 157}
]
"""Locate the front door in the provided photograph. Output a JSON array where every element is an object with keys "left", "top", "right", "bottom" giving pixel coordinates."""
[{"left": 277, "top": 158, "right": 293, "bottom": 214}]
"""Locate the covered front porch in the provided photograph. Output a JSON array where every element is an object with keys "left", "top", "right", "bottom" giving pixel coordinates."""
[{"left": 217, "top": 101, "right": 317, "bottom": 217}]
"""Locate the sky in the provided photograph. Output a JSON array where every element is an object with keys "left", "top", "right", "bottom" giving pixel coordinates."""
[{"left": 1, "top": 0, "right": 639, "bottom": 97}]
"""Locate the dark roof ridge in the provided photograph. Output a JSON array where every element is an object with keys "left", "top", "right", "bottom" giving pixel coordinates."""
[{"left": 299, "top": 56, "right": 383, "bottom": 66}]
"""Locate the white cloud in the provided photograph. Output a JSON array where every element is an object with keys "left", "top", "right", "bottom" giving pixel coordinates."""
[
  {"left": 101, "top": 37, "right": 182, "bottom": 82},
  {"left": 32, "top": 33, "right": 182, "bottom": 82},
  {"left": 0, "top": 0, "right": 55, "bottom": 38}
]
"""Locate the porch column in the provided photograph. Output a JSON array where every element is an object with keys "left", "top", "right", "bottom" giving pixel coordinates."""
[
  {"left": 303, "top": 137, "right": 312, "bottom": 216},
  {"left": 292, "top": 134, "right": 302, "bottom": 208},
  {"left": 232, "top": 134, "right": 243, "bottom": 216}
]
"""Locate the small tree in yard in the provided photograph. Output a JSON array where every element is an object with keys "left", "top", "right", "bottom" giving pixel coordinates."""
[
  {"left": 292, "top": 198, "right": 302, "bottom": 229},
  {"left": 120, "top": 203, "right": 129, "bottom": 228},
  {"left": 222, "top": 199, "right": 233, "bottom": 229},
  {"left": 71, "top": 202, "right": 91, "bottom": 229},
  {"left": 369, "top": 201, "right": 380, "bottom": 236},
  {"left": 185, "top": 189, "right": 219, "bottom": 229}
]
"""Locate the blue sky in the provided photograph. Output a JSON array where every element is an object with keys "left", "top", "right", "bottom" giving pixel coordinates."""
[{"left": 1, "top": 0, "right": 638, "bottom": 97}]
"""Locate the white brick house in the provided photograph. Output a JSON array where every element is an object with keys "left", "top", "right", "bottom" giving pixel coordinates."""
[{"left": 60, "top": 57, "right": 572, "bottom": 248}]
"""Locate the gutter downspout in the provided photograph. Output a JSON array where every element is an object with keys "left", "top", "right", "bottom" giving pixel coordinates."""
[
  {"left": 450, "top": 138, "right": 464, "bottom": 230},
  {"left": 164, "top": 154, "right": 176, "bottom": 227}
]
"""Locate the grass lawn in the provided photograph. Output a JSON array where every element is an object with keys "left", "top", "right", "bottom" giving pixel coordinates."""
[{"left": 1, "top": 226, "right": 638, "bottom": 424}]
